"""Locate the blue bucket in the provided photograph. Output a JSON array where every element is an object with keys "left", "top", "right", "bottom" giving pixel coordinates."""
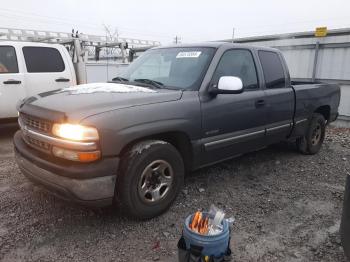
[{"left": 183, "top": 213, "right": 230, "bottom": 257}]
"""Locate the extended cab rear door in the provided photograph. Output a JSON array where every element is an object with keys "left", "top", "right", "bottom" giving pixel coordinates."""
[
  {"left": 0, "top": 45, "right": 25, "bottom": 119},
  {"left": 21, "top": 45, "right": 74, "bottom": 96},
  {"left": 258, "top": 50, "right": 294, "bottom": 142}
]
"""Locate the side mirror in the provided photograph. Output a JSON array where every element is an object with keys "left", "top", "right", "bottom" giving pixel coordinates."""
[{"left": 209, "top": 76, "right": 244, "bottom": 95}]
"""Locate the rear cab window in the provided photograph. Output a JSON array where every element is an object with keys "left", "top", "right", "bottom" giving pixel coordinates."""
[
  {"left": 258, "top": 50, "right": 286, "bottom": 89},
  {"left": 0, "top": 46, "right": 19, "bottom": 74},
  {"left": 212, "top": 49, "right": 259, "bottom": 90},
  {"left": 22, "top": 47, "right": 65, "bottom": 73}
]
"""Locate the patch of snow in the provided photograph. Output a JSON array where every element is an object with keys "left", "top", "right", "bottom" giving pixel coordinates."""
[{"left": 60, "top": 83, "right": 156, "bottom": 95}]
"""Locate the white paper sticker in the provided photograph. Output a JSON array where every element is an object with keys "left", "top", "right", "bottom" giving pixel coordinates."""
[{"left": 176, "top": 51, "right": 202, "bottom": 58}]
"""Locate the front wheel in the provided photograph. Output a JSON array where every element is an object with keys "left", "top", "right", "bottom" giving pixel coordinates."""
[
  {"left": 116, "top": 140, "right": 184, "bottom": 219},
  {"left": 296, "top": 113, "right": 326, "bottom": 155}
]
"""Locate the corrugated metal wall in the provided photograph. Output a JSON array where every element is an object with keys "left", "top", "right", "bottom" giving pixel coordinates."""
[
  {"left": 283, "top": 49, "right": 315, "bottom": 79},
  {"left": 227, "top": 29, "right": 350, "bottom": 119}
]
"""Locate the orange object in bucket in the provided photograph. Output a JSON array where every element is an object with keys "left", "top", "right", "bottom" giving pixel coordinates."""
[{"left": 189, "top": 211, "right": 209, "bottom": 235}]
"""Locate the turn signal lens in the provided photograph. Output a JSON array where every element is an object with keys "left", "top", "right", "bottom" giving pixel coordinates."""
[
  {"left": 52, "top": 146, "right": 101, "bottom": 162},
  {"left": 52, "top": 123, "right": 99, "bottom": 141},
  {"left": 78, "top": 151, "right": 101, "bottom": 162}
]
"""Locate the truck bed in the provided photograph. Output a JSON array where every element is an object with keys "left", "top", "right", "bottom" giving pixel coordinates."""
[{"left": 292, "top": 82, "right": 341, "bottom": 123}]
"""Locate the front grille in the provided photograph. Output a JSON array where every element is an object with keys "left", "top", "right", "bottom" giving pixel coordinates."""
[
  {"left": 20, "top": 113, "right": 52, "bottom": 133},
  {"left": 22, "top": 133, "right": 51, "bottom": 153}
]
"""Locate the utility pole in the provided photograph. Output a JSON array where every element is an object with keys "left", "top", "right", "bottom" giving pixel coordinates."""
[
  {"left": 174, "top": 35, "right": 181, "bottom": 44},
  {"left": 232, "top": 27, "right": 235, "bottom": 43}
]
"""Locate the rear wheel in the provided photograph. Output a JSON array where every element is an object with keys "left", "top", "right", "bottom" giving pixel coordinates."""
[
  {"left": 296, "top": 113, "right": 326, "bottom": 155},
  {"left": 116, "top": 140, "right": 184, "bottom": 219}
]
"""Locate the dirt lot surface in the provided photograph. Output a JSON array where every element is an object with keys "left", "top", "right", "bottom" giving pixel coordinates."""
[{"left": 0, "top": 124, "right": 349, "bottom": 262}]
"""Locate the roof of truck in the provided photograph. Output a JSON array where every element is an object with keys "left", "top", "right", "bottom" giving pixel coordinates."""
[
  {"left": 0, "top": 41, "right": 63, "bottom": 48},
  {"left": 153, "top": 42, "right": 279, "bottom": 52}
]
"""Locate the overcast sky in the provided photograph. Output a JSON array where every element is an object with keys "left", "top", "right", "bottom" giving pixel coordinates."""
[{"left": 0, "top": 0, "right": 350, "bottom": 44}]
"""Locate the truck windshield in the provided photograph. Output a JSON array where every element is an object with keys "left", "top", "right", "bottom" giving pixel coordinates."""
[{"left": 118, "top": 47, "right": 215, "bottom": 90}]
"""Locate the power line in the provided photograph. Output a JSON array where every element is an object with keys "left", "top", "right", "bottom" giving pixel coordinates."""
[
  {"left": 0, "top": 7, "right": 101, "bottom": 29},
  {"left": 0, "top": 14, "right": 175, "bottom": 43},
  {"left": 0, "top": 8, "right": 175, "bottom": 40},
  {"left": 0, "top": 7, "right": 216, "bottom": 41},
  {"left": 0, "top": 7, "right": 218, "bottom": 42}
]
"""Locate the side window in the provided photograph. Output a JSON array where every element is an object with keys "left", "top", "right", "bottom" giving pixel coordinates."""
[
  {"left": 0, "top": 46, "right": 19, "bottom": 74},
  {"left": 23, "top": 47, "right": 65, "bottom": 73},
  {"left": 212, "top": 49, "right": 258, "bottom": 90},
  {"left": 258, "top": 51, "right": 286, "bottom": 89}
]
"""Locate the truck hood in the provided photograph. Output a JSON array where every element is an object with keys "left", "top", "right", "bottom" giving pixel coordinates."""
[{"left": 20, "top": 83, "right": 183, "bottom": 122}]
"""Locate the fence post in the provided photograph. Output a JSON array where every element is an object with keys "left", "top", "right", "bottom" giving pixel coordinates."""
[{"left": 312, "top": 41, "right": 320, "bottom": 82}]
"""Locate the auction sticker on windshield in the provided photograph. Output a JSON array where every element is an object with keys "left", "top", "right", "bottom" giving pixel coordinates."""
[{"left": 176, "top": 51, "right": 202, "bottom": 58}]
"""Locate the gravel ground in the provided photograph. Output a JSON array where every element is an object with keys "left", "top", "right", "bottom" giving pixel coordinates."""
[{"left": 0, "top": 124, "right": 349, "bottom": 262}]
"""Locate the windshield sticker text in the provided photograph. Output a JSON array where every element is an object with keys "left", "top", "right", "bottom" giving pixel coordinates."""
[{"left": 176, "top": 51, "right": 202, "bottom": 58}]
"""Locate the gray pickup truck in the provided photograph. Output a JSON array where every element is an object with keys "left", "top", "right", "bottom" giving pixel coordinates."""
[{"left": 14, "top": 42, "right": 340, "bottom": 219}]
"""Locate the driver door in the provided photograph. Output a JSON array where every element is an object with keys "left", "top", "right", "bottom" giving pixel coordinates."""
[{"left": 200, "top": 49, "right": 267, "bottom": 164}]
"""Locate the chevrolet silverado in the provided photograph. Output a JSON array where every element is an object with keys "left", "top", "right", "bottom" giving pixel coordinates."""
[{"left": 14, "top": 43, "right": 340, "bottom": 219}]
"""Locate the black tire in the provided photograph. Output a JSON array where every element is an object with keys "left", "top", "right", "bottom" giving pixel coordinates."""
[
  {"left": 116, "top": 140, "right": 184, "bottom": 219},
  {"left": 296, "top": 113, "right": 326, "bottom": 155}
]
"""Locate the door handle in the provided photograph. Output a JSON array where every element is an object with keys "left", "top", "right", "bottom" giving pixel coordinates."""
[
  {"left": 3, "top": 79, "right": 21, "bottom": 84},
  {"left": 255, "top": 99, "right": 265, "bottom": 108},
  {"left": 55, "top": 78, "right": 70, "bottom": 82}
]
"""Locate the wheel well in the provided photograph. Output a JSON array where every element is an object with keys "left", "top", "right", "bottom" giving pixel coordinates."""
[
  {"left": 120, "top": 132, "right": 193, "bottom": 173},
  {"left": 315, "top": 105, "right": 330, "bottom": 122}
]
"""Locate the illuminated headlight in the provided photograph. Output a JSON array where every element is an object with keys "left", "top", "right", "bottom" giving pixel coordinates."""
[{"left": 52, "top": 123, "right": 99, "bottom": 141}]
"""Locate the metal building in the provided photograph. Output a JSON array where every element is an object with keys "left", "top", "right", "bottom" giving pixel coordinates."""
[{"left": 222, "top": 28, "right": 350, "bottom": 126}]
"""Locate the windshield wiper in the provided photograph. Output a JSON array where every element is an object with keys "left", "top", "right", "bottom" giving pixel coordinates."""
[
  {"left": 111, "top": 76, "right": 129, "bottom": 83},
  {"left": 133, "top": 78, "right": 164, "bottom": 89}
]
